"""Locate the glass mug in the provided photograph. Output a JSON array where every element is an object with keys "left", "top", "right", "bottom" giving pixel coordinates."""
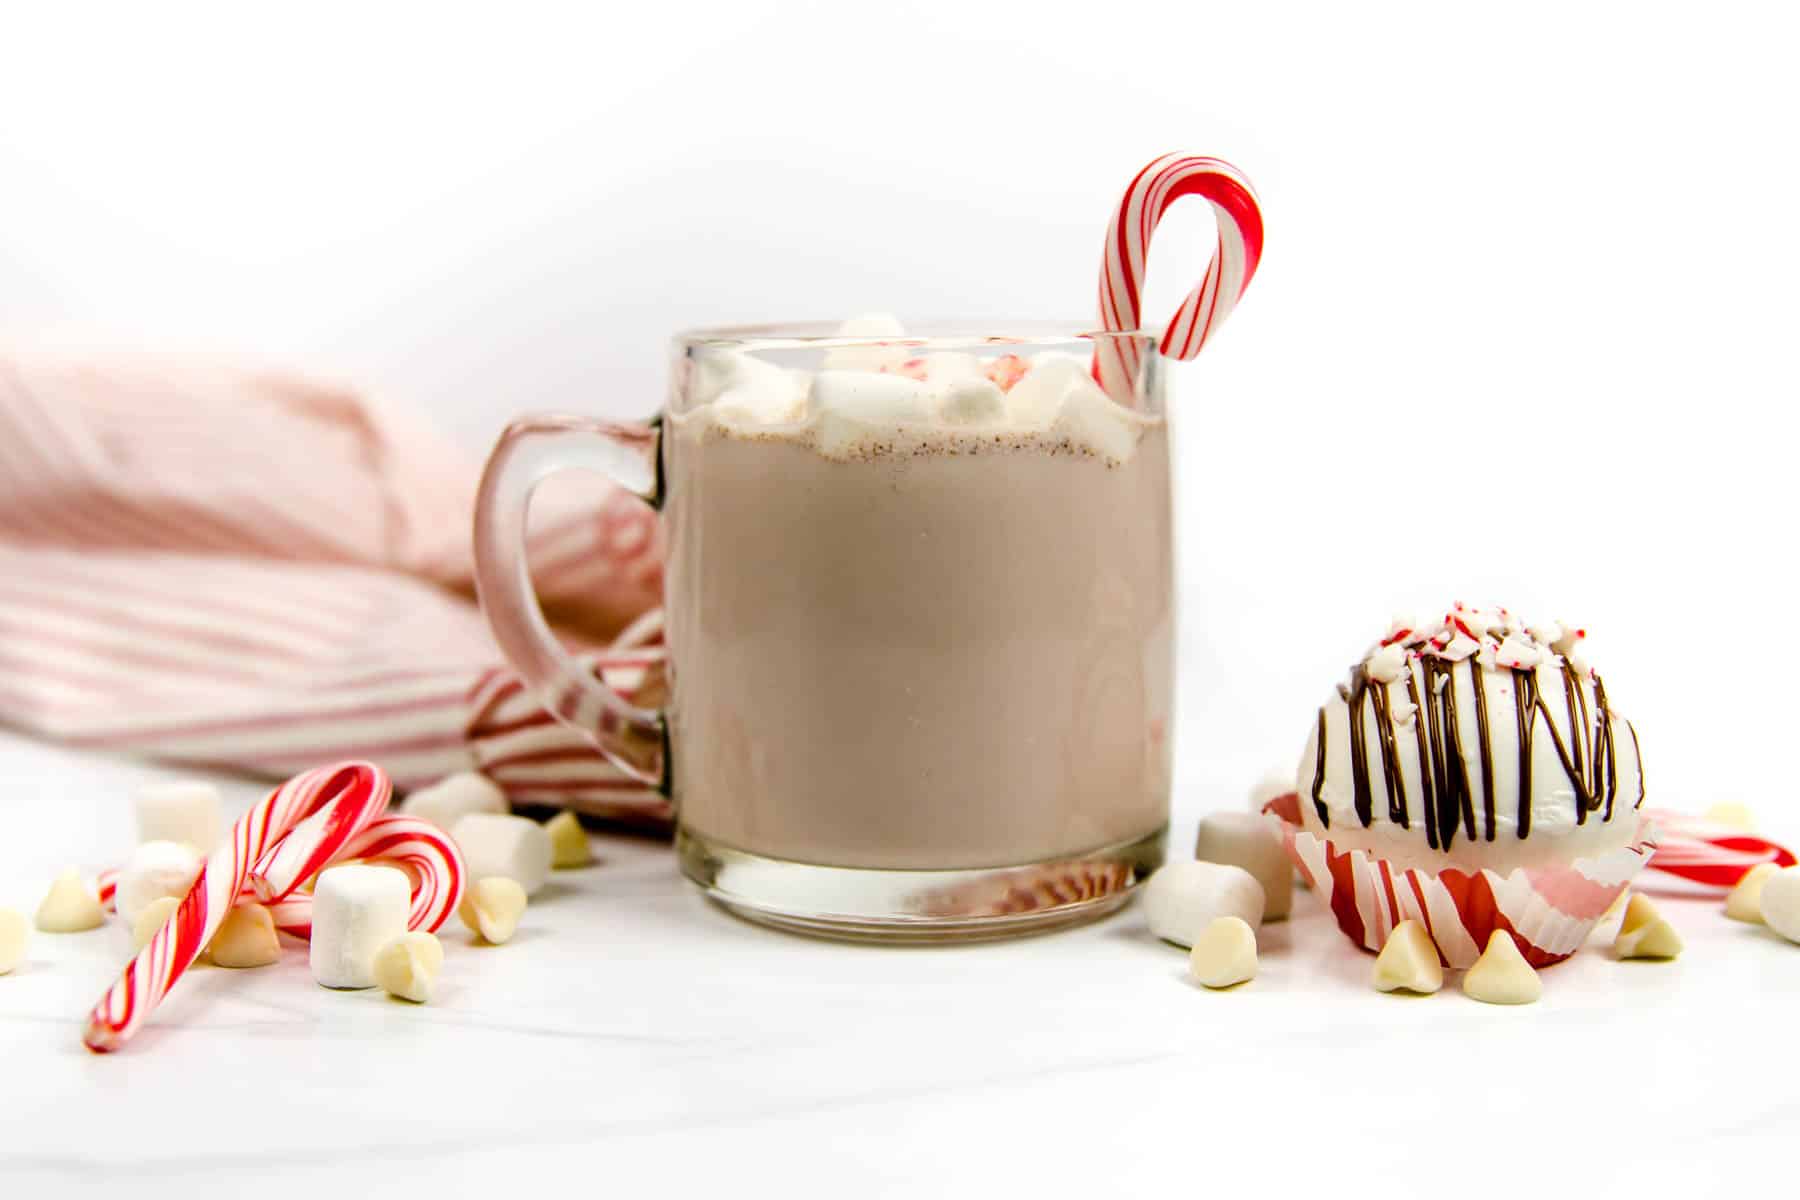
[{"left": 473, "top": 323, "right": 1173, "bottom": 940}]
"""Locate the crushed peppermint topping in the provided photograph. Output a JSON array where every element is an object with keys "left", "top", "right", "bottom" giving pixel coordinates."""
[{"left": 1361, "top": 602, "right": 1594, "bottom": 680}]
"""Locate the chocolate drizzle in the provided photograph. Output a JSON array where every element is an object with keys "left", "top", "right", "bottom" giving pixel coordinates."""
[{"left": 1311, "top": 655, "right": 1638, "bottom": 851}]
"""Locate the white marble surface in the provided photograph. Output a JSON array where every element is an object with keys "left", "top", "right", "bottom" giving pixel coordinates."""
[{"left": 3, "top": 727, "right": 1797, "bottom": 1198}]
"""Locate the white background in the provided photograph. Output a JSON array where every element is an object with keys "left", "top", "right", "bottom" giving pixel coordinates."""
[
  {"left": 3, "top": 5, "right": 1800, "bottom": 1194},
  {"left": 3, "top": 1, "right": 1796, "bottom": 810}
]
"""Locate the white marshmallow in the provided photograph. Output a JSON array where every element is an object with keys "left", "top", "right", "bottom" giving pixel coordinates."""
[
  {"left": 310, "top": 865, "right": 412, "bottom": 989},
  {"left": 450, "top": 813, "right": 553, "bottom": 896},
  {"left": 135, "top": 782, "right": 223, "bottom": 851},
  {"left": 1757, "top": 866, "right": 1800, "bottom": 944},
  {"left": 921, "top": 352, "right": 983, "bottom": 382},
  {"left": 1005, "top": 353, "right": 1090, "bottom": 427},
  {"left": 810, "top": 370, "right": 936, "bottom": 457},
  {"left": 1193, "top": 812, "right": 1293, "bottom": 921},
  {"left": 1052, "top": 386, "right": 1138, "bottom": 464},
  {"left": 113, "top": 840, "right": 202, "bottom": 924},
  {"left": 400, "top": 772, "right": 507, "bottom": 832},
  {"left": 937, "top": 378, "right": 1005, "bottom": 426},
  {"left": 691, "top": 348, "right": 809, "bottom": 411},
  {"left": 1141, "top": 861, "right": 1265, "bottom": 948}
]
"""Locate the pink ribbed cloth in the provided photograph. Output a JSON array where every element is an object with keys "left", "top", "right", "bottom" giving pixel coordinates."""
[{"left": 0, "top": 353, "right": 672, "bottom": 823}]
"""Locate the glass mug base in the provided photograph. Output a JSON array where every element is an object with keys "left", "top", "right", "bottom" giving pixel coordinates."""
[{"left": 676, "top": 825, "right": 1167, "bottom": 943}]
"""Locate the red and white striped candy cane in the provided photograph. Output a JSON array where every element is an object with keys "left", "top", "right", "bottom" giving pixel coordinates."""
[
  {"left": 261, "top": 814, "right": 464, "bottom": 938},
  {"left": 1642, "top": 809, "right": 1797, "bottom": 889},
  {"left": 1095, "top": 154, "right": 1265, "bottom": 403},
  {"left": 83, "top": 761, "right": 463, "bottom": 1053}
]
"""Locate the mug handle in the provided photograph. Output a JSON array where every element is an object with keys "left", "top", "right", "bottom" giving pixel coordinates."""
[{"left": 472, "top": 413, "right": 666, "bottom": 787}]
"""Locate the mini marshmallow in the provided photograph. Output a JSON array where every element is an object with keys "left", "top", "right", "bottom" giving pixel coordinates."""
[
  {"left": 374, "top": 931, "right": 443, "bottom": 1003},
  {"left": 208, "top": 903, "right": 281, "bottom": 968},
  {"left": 1052, "top": 386, "right": 1138, "bottom": 464},
  {"left": 937, "top": 378, "right": 1005, "bottom": 426},
  {"left": 459, "top": 877, "right": 527, "bottom": 945},
  {"left": 691, "top": 347, "right": 810, "bottom": 411},
  {"left": 1194, "top": 812, "right": 1292, "bottom": 921},
  {"left": 1373, "top": 920, "right": 1444, "bottom": 994},
  {"left": 131, "top": 896, "right": 181, "bottom": 952},
  {"left": 1726, "top": 863, "right": 1779, "bottom": 923},
  {"left": 135, "top": 781, "right": 223, "bottom": 851},
  {"left": 1005, "top": 354, "right": 1090, "bottom": 427},
  {"left": 113, "top": 840, "right": 202, "bottom": 925},
  {"left": 544, "top": 811, "right": 593, "bottom": 869},
  {"left": 0, "top": 907, "right": 27, "bottom": 974},
  {"left": 451, "top": 813, "right": 553, "bottom": 896},
  {"left": 400, "top": 772, "right": 507, "bottom": 832},
  {"left": 310, "top": 865, "right": 411, "bottom": 989},
  {"left": 1462, "top": 931, "right": 1542, "bottom": 1005},
  {"left": 921, "top": 352, "right": 983, "bottom": 382},
  {"left": 1141, "top": 861, "right": 1265, "bottom": 949},
  {"left": 1613, "top": 894, "right": 1682, "bottom": 960},
  {"left": 35, "top": 869, "right": 104, "bottom": 933},
  {"left": 1187, "top": 916, "right": 1257, "bottom": 989},
  {"left": 1756, "top": 866, "right": 1800, "bottom": 944}
]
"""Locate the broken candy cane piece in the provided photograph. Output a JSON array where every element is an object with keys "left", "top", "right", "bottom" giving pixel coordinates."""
[
  {"left": 374, "top": 931, "right": 443, "bottom": 1003},
  {"left": 36, "top": 869, "right": 104, "bottom": 933},
  {"left": 1462, "top": 931, "right": 1542, "bottom": 1005},
  {"left": 209, "top": 903, "right": 281, "bottom": 969},
  {"left": 1726, "top": 863, "right": 1779, "bottom": 924},
  {"left": 1373, "top": 920, "right": 1443, "bottom": 994},
  {"left": 459, "top": 877, "right": 528, "bottom": 945},
  {"left": 545, "top": 811, "right": 593, "bottom": 869},
  {"left": 1187, "top": 917, "right": 1257, "bottom": 989}
]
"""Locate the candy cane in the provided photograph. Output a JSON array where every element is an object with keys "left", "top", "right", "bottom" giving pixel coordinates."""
[
  {"left": 1641, "top": 809, "right": 1796, "bottom": 889},
  {"left": 83, "top": 762, "right": 463, "bottom": 1053},
  {"left": 1095, "top": 154, "right": 1265, "bottom": 403}
]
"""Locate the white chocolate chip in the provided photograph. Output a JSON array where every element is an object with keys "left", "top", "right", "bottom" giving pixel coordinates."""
[
  {"left": 1186, "top": 916, "right": 1257, "bottom": 989},
  {"left": 459, "top": 877, "right": 528, "bottom": 945},
  {"left": 1461, "top": 931, "right": 1542, "bottom": 1005},
  {"left": 1755, "top": 866, "right": 1800, "bottom": 944},
  {"left": 35, "top": 869, "right": 104, "bottom": 933},
  {"left": 1373, "top": 920, "right": 1443, "bottom": 994},
  {"left": 1613, "top": 894, "right": 1682, "bottom": 960},
  {"left": 1726, "top": 863, "right": 1779, "bottom": 924},
  {"left": 0, "top": 908, "right": 27, "bottom": 974},
  {"left": 1194, "top": 812, "right": 1292, "bottom": 921},
  {"left": 1703, "top": 802, "right": 1756, "bottom": 832},
  {"left": 373, "top": 931, "right": 444, "bottom": 1003},
  {"left": 131, "top": 895, "right": 182, "bottom": 952},
  {"left": 209, "top": 903, "right": 281, "bottom": 968},
  {"left": 113, "top": 840, "right": 202, "bottom": 925},
  {"left": 1141, "top": 861, "right": 1265, "bottom": 948},
  {"left": 545, "top": 811, "right": 593, "bottom": 869}
]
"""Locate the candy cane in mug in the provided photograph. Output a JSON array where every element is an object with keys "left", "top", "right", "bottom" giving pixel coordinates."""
[{"left": 1095, "top": 154, "right": 1266, "bottom": 402}]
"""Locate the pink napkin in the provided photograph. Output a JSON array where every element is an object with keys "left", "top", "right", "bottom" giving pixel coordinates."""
[{"left": 0, "top": 352, "right": 672, "bottom": 824}]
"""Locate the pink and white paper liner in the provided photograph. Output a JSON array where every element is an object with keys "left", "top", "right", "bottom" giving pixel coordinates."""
[{"left": 1269, "top": 796, "right": 1657, "bottom": 969}]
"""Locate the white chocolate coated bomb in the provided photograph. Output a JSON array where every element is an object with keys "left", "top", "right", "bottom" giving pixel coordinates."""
[
  {"left": 1141, "top": 861, "right": 1264, "bottom": 948},
  {"left": 310, "top": 866, "right": 411, "bottom": 989},
  {"left": 1297, "top": 606, "right": 1644, "bottom": 875}
]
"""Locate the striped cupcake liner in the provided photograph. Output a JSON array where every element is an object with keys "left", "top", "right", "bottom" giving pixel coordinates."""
[{"left": 1274, "top": 812, "right": 1658, "bottom": 970}]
